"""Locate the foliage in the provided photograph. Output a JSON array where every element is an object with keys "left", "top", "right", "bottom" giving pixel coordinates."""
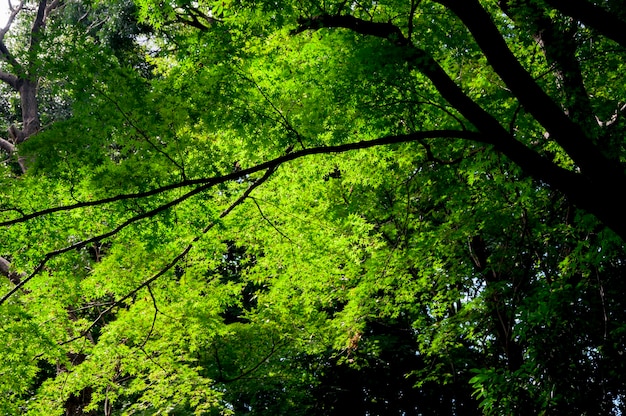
[{"left": 1, "top": 0, "right": 626, "bottom": 415}]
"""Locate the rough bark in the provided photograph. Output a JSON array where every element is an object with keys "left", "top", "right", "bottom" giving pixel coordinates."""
[
  {"left": 0, "top": 256, "right": 23, "bottom": 285},
  {"left": 17, "top": 79, "right": 41, "bottom": 141}
]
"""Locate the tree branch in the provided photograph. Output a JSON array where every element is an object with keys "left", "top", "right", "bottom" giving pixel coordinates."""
[
  {"left": 0, "top": 255, "right": 24, "bottom": 285},
  {"left": 44, "top": 0, "right": 61, "bottom": 18},
  {"left": 0, "top": 137, "right": 15, "bottom": 154},
  {"left": 293, "top": 14, "right": 410, "bottom": 46},
  {"left": 290, "top": 11, "right": 626, "bottom": 239},
  {"left": 597, "top": 102, "right": 626, "bottom": 128},
  {"left": 30, "top": 0, "right": 48, "bottom": 50},
  {"left": 0, "top": 129, "right": 486, "bottom": 304},
  {"left": 296, "top": 16, "right": 581, "bottom": 189},
  {"left": 436, "top": 0, "right": 622, "bottom": 183},
  {"left": 0, "top": 69, "right": 18, "bottom": 88},
  {"left": 0, "top": 0, "right": 23, "bottom": 41},
  {"left": 175, "top": 4, "right": 217, "bottom": 31},
  {"left": 0, "top": 130, "right": 486, "bottom": 227},
  {"left": 0, "top": 40, "right": 23, "bottom": 79},
  {"left": 0, "top": 182, "right": 216, "bottom": 305},
  {"left": 59, "top": 166, "right": 278, "bottom": 343}
]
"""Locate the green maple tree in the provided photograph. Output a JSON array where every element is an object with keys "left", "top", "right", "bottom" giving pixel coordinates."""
[{"left": 1, "top": 0, "right": 626, "bottom": 414}]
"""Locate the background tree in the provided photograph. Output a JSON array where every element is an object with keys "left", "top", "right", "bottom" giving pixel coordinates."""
[{"left": 1, "top": 0, "right": 626, "bottom": 414}]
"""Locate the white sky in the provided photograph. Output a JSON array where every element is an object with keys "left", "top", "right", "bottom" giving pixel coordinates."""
[{"left": 0, "top": 1, "right": 14, "bottom": 28}]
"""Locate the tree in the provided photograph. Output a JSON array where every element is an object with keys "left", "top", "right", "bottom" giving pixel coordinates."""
[
  {"left": 0, "top": 0, "right": 64, "bottom": 169},
  {"left": 1, "top": 0, "right": 626, "bottom": 414}
]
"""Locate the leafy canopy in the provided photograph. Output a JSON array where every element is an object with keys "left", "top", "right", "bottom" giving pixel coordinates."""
[{"left": 1, "top": 0, "right": 626, "bottom": 415}]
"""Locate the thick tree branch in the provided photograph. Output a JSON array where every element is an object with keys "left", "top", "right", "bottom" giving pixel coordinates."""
[
  {"left": 30, "top": 0, "right": 49, "bottom": 50},
  {"left": 407, "top": 0, "right": 422, "bottom": 42},
  {"left": 0, "top": 137, "right": 15, "bottom": 154},
  {"left": 18, "top": 0, "right": 62, "bottom": 142},
  {"left": 0, "top": 69, "right": 18, "bottom": 88},
  {"left": 175, "top": 5, "right": 217, "bottom": 30},
  {"left": 597, "top": 103, "right": 626, "bottom": 128},
  {"left": 293, "top": 14, "right": 410, "bottom": 46},
  {"left": 437, "top": 0, "right": 621, "bottom": 183},
  {"left": 17, "top": 79, "right": 39, "bottom": 140},
  {"left": 0, "top": 130, "right": 489, "bottom": 304},
  {"left": 293, "top": 14, "right": 581, "bottom": 187},
  {"left": 44, "top": 0, "right": 61, "bottom": 18},
  {"left": 0, "top": 40, "right": 23, "bottom": 80},
  {"left": 413, "top": 43, "right": 626, "bottom": 238}
]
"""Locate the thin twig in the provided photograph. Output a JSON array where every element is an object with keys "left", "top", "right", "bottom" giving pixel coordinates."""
[
  {"left": 238, "top": 70, "right": 307, "bottom": 149},
  {"left": 250, "top": 197, "right": 293, "bottom": 242},
  {"left": 97, "top": 87, "right": 187, "bottom": 179}
]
